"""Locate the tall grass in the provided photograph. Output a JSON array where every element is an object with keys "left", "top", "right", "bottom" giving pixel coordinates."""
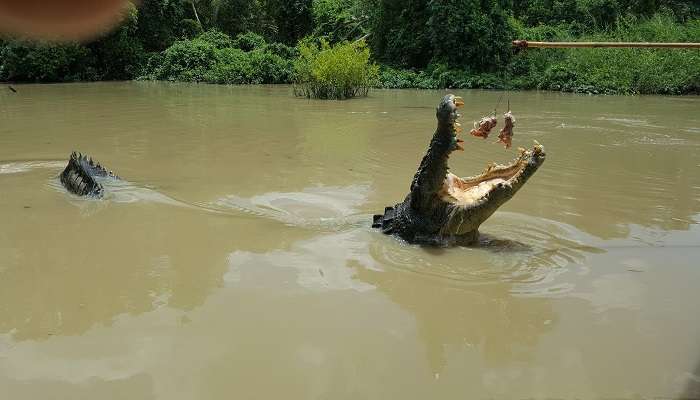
[{"left": 293, "top": 38, "right": 379, "bottom": 100}]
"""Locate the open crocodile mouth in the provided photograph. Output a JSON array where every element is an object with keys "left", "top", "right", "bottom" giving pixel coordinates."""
[{"left": 438, "top": 96, "right": 546, "bottom": 208}]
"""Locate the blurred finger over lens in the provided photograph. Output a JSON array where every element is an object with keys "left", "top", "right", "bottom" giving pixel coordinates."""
[{"left": 0, "top": 0, "right": 134, "bottom": 41}]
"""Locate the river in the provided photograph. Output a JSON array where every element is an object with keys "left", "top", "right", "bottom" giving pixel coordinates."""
[{"left": 1, "top": 82, "right": 699, "bottom": 399}]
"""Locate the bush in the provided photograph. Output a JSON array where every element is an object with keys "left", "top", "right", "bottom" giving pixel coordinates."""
[
  {"left": 378, "top": 66, "right": 420, "bottom": 89},
  {"left": 232, "top": 31, "right": 267, "bottom": 51},
  {"left": 205, "top": 48, "right": 252, "bottom": 83},
  {"left": 293, "top": 38, "right": 379, "bottom": 99},
  {"left": 247, "top": 50, "right": 294, "bottom": 83},
  {"left": 197, "top": 30, "right": 234, "bottom": 49},
  {"left": 377, "top": 64, "right": 509, "bottom": 90},
  {"left": 153, "top": 38, "right": 217, "bottom": 82},
  {"left": 140, "top": 30, "right": 295, "bottom": 84},
  {"left": 205, "top": 48, "right": 293, "bottom": 84},
  {"left": 262, "top": 42, "right": 299, "bottom": 59},
  {"left": 0, "top": 41, "right": 95, "bottom": 82}
]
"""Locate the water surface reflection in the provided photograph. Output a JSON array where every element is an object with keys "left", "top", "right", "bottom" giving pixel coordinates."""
[{"left": 1, "top": 83, "right": 699, "bottom": 399}]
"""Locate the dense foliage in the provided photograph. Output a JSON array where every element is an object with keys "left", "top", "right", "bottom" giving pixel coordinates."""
[
  {"left": 0, "top": 0, "right": 698, "bottom": 95},
  {"left": 140, "top": 30, "right": 295, "bottom": 84},
  {"left": 368, "top": 0, "right": 515, "bottom": 70},
  {"left": 378, "top": 13, "right": 700, "bottom": 94},
  {"left": 293, "top": 38, "right": 378, "bottom": 99},
  {"left": 511, "top": 14, "right": 700, "bottom": 94},
  {"left": 0, "top": 5, "right": 144, "bottom": 82}
]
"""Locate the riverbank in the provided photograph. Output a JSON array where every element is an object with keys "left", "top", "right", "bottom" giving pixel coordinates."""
[
  {"left": 379, "top": 14, "right": 700, "bottom": 95},
  {"left": 2, "top": 14, "right": 698, "bottom": 95}
]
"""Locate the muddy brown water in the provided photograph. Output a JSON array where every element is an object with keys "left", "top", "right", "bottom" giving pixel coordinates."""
[{"left": 1, "top": 82, "right": 699, "bottom": 399}]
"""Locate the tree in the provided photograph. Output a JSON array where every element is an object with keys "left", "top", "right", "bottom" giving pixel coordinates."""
[
  {"left": 369, "top": 0, "right": 433, "bottom": 68},
  {"left": 428, "top": 0, "right": 514, "bottom": 71},
  {"left": 137, "top": 0, "right": 188, "bottom": 51},
  {"left": 264, "top": 0, "right": 314, "bottom": 44},
  {"left": 312, "top": 0, "right": 369, "bottom": 43}
]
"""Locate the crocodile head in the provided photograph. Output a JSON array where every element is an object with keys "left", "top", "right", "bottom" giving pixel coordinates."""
[
  {"left": 373, "top": 94, "right": 545, "bottom": 245},
  {"left": 435, "top": 94, "right": 546, "bottom": 238}
]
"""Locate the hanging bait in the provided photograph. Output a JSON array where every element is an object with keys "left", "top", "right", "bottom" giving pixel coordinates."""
[
  {"left": 469, "top": 115, "right": 498, "bottom": 139},
  {"left": 497, "top": 110, "right": 515, "bottom": 149}
]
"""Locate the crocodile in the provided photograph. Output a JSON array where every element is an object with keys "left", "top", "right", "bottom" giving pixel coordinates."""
[
  {"left": 372, "top": 94, "right": 546, "bottom": 246},
  {"left": 60, "top": 151, "right": 119, "bottom": 197}
]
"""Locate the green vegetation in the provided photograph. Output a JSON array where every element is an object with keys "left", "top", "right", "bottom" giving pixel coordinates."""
[
  {"left": 0, "top": 0, "right": 698, "bottom": 96},
  {"left": 293, "top": 39, "right": 378, "bottom": 99},
  {"left": 377, "top": 13, "right": 700, "bottom": 94},
  {"left": 509, "top": 14, "right": 700, "bottom": 94},
  {"left": 140, "top": 30, "right": 295, "bottom": 84},
  {"left": 0, "top": 6, "right": 144, "bottom": 82}
]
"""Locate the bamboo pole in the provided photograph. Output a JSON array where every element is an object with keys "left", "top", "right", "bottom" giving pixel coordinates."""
[{"left": 513, "top": 40, "right": 700, "bottom": 49}]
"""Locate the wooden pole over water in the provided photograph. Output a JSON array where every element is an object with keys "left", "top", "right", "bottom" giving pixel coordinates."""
[{"left": 512, "top": 40, "right": 700, "bottom": 49}]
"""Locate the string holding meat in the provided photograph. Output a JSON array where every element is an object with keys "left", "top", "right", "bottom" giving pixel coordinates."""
[
  {"left": 469, "top": 115, "right": 498, "bottom": 139},
  {"left": 496, "top": 110, "right": 515, "bottom": 149}
]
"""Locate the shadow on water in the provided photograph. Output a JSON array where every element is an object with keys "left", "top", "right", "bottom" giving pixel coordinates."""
[
  {"left": 420, "top": 233, "right": 534, "bottom": 255},
  {"left": 217, "top": 187, "right": 605, "bottom": 375},
  {"left": 354, "top": 259, "right": 558, "bottom": 374},
  {"left": 223, "top": 222, "right": 592, "bottom": 375},
  {"left": 354, "top": 221, "right": 602, "bottom": 373}
]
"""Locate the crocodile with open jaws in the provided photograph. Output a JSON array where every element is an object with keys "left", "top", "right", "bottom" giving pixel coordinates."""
[
  {"left": 59, "top": 95, "right": 544, "bottom": 247},
  {"left": 372, "top": 94, "right": 546, "bottom": 246}
]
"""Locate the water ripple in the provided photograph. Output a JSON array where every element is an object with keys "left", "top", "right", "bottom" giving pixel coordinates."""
[
  {"left": 0, "top": 160, "right": 65, "bottom": 174},
  {"left": 210, "top": 185, "right": 371, "bottom": 231},
  {"left": 366, "top": 212, "right": 604, "bottom": 295}
]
